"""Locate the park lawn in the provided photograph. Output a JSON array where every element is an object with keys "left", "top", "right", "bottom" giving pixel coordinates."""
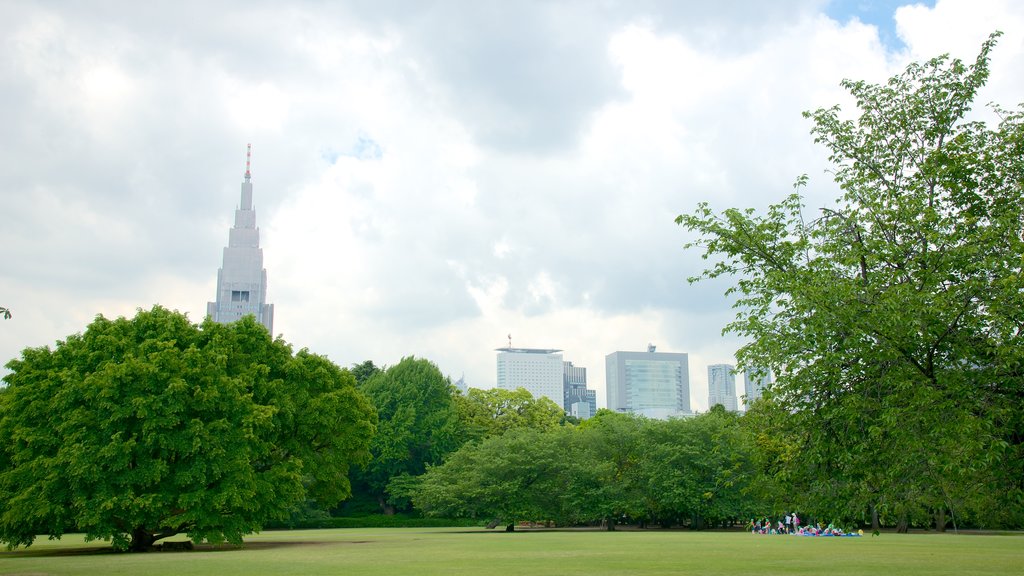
[{"left": 0, "top": 528, "right": 1021, "bottom": 576}]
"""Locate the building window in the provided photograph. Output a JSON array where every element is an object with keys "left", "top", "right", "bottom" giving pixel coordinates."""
[{"left": 231, "top": 290, "right": 250, "bottom": 302}]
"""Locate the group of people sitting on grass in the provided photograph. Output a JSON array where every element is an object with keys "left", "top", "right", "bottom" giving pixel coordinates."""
[{"left": 748, "top": 514, "right": 862, "bottom": 537}]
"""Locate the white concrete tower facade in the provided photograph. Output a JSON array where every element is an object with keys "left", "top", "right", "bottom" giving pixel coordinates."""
[
  {"left": 496, "top": 347, "right": 564, "bottom": 405},
  {"left": 707, "top": 364, "right": 739, "bottom": 412},
  {"left": 207, "top": 144, "right": 274, "bottom": 334}
]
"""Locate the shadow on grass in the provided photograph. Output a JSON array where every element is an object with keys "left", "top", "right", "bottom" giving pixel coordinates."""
[{"left": 0, "top": 539, "right": 366, "bottom": 558}]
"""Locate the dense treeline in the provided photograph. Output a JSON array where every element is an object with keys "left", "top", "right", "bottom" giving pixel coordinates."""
[{"left": 412, "top": 408, "right": 762, "bottom": 531}]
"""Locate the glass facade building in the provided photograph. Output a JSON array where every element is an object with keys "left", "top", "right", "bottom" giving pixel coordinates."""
[{"left": 606, "top": 348, "right": 691, "bottom": 419}]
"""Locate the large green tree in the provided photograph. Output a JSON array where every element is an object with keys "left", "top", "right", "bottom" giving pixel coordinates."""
[
  {"left": 0, "top": 307, "right": 376, "bottom": 550},
  {"left": 355, "top": 356, "right": 462, "bottom": 513},
  {"left": 677, "top": 34, "right": 1024, "bottom": 529}
]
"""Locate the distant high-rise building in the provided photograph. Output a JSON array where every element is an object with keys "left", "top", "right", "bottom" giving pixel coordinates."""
[
  {"left": 606, "top": 345, "right": 691, "bottom": 419},
  {"left": 496, "top": 347, "right": 564, "bottom": 405},
  {"left": 707, "top": 364, "right": 739, "bottom": 412},
  {"left": 743, "top": 367, "right": 772, "bottom": 410},
  {"left": 563, "top": 361, "right": 596, "bottom": 419},
  {"left": 207, "top": 145, "right": 274, "bottom": 334}
]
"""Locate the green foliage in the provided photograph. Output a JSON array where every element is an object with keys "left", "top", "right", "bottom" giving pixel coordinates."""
[
  {"left": 413, "top": 411, "right": 762, "bottom": 529},
  {"left": 0, "top": 306, "right": 376, "bottom": 550},
  {"left": 348, "top": 360, "right": 381, "bottom": 387},
  {"left": 0, "top": 307, "right": 10, "bottom": 320},
  {"left": 677, "top": 33, "right": 1024, "bottom": 528},
  {"left": 453, "top": 387, "right": 566, "bottom": 441},
  {"left": 355, "top": 357, "right": 462, "bottom": 511},
  {"left": 414, "top": 427, "right": 586, "bottom": 527},
  {"left": 637, "top": 408, "right": 763, "bottom": 528}
]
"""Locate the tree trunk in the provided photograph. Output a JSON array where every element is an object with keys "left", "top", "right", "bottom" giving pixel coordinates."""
[
  {"left": 935, "top": 508, "right": 947, "bottom": 532},
  {"left": 896, "top": 514, "right": 909, "bottom": 534},
  {"left": 129, "top": 527, "right": 156, "bottom": 552},
  {"left": 505, "top": 524, "right": 515, "bottom": 532},
  {"left": 378, "top": 497, "right": 395, "bottom": 515},
  {"left": 870, "top": 504, "right": 880, "bottom": 532}
]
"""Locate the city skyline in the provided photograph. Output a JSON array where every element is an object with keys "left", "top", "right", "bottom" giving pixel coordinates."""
[{"left": 3, "top": 2, "right": 1021, "bottom": 412}]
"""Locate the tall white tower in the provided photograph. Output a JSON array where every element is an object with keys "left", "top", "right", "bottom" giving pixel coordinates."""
[
  {"left": 707, "top": 364, "right": 739, "bottom": 412},
  {"left": 207, "top": 144, "right": 274, "bottom": 334}
]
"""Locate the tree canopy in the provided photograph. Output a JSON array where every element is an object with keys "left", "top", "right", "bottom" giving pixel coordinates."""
[
  {"left": 413, "top": 410, "right": 762, "bottom": 530},
  {"left": 354, "top": 356, "right": 462, "bottom": 513},
  {"left": 677, "top": 33, "right": 1023, "bottom": 529},
  {"left": 0, "top": 306, "right": 376, "bottom": 550},
  {"left": 454, "top": 387, "right": 566, "bottom": 441}
]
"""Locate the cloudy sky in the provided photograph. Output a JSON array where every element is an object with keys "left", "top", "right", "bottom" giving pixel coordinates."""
[{"left": 2, "top": 1, "right": 1022, "bottom": 411}]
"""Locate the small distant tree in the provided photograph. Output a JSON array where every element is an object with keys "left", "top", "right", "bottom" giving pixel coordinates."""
[
  {"left": 0, "top": 306, "right": 376, "bottom": 551},
  {"left": 0, "top": 307, "right": 10, "bottom": 320},
  {"left": 349, "top": 360, "right": 381, "bottom": 386}
]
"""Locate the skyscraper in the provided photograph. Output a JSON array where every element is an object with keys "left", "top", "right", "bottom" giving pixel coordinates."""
[
  {"left": 563, "top": 361, "right": 596, "bottom": 419},
  {"left": 207, "top": 145, "right": 274, "bottom": 334},
  {"left": 707, "top": 364, "right": 739, "bottom": 412},
  {"left": 496, "top": 347, "right": 564, "bottom": 405},
  {"left": 743, "top": 367, "right": 772, "bottom": 410},
  {"left": 606, "top": 345, "right": 691, "bottom": 419}
]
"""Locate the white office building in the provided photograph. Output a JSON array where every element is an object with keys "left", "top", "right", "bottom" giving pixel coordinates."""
[
  {"left": 207, "top": 145, "right": 274, "bottom": 334},
  {"left": 606, "top": 345, "right": 691, "bottom": 419},
  {"left": 496, "top": 347, "right": 564, "bottom": 405},
  {"left": 708, "top": 364, "right": 739, "bottom": 412}
]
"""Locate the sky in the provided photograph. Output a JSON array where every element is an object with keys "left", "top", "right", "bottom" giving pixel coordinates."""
[{"left": 2, "top": 0, "right": 1022, "bottom": 412}]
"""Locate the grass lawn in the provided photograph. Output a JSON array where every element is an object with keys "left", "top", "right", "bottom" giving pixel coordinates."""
[{"left": 1, "top": 528, "right": 1021, "bottom": 576}]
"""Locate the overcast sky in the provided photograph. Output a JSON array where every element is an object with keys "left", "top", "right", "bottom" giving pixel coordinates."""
[{"left": 2, "top": 1, "right": 1022, "bottom": 411}]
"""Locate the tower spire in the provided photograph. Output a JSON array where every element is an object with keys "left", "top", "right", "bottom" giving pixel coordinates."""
[{"left": 244, "top": 143, "right": 252, "bottom": 182}]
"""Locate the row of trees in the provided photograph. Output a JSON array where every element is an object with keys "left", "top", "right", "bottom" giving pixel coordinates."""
[{"left": 412, "top": 408, "right": 758, "bottom": 531}]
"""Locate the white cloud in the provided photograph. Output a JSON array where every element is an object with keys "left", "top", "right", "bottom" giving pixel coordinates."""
[{"left": 2, "top": 0, "right": 1022, "bottom": 414}]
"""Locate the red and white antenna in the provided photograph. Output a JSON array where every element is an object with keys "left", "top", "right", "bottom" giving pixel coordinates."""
[{"left": 244, "top": 143, "right": 252, "bottom": 182}]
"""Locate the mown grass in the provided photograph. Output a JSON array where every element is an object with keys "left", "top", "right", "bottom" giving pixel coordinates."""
[{"left": 1, "top": 528, "right": 1021, "bottom": 576}]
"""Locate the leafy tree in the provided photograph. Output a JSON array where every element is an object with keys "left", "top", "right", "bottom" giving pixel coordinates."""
[
  {"left": 677, "top": 33, "right": 1024, "bottom": 529},
  {"left": 574, "top": 410, "right": 649, "bottom": 528},
  {"left": 355, "top": 356, "right": 462, "bottom": 513},
  {"left": 637, "top": 408, "right": 760, "bottom": 529},
  {"left": 0, "top": 307, "right": 9, "bottom": 320},
  {"left": 414, "top": 427, "right": 585, "bottom": 530},
  {"left": 454, "top": 387, "right": 566, "bottom": 441},
  {"left": 0, "top": 306, "right": 375, "bottom": 551},
  {"left": 349, "top": 360, "right": 381, "bottom": 386}
]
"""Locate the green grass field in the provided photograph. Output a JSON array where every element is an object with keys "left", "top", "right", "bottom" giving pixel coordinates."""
[{"left": 1, "top": 528, "right": 1021, "bottom": 576}]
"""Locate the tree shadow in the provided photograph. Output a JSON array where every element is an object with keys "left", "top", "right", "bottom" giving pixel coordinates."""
[{"left": 0, "top": 540, "right": 348, "bottom": 558}]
